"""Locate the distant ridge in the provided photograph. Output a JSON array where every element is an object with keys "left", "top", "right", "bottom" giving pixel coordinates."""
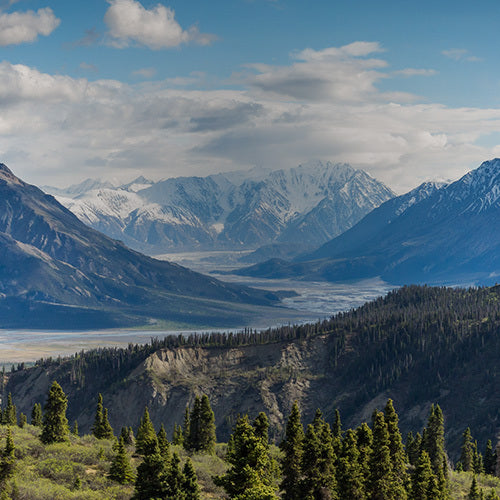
[
  {"left": 0, "top": 163, "right": 282, "bottom": 328},
  {"left": 44, "top": 161, "right": 394, "bottom": 255},
  {"left": 233, "top": 159, "right": 500, "bottom": 286}
]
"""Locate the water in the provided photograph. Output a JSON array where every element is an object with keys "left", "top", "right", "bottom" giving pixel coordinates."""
[{"left": 0, "top": 251, "right": 394, "bottom": 363}]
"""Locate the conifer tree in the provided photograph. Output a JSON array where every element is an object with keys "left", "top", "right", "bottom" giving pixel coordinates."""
[
  {"left": 460, "top": 427, "right": 474, "bottom": 472},
  {"left": 356, "top": 422, "right": 373, "bottom": 487},
  {"left": 120, "top": 426, "right": 134, "bottom": 445},
  {"left": 186, "top": 397, "right": 201, "bottom": 451},
  {"left": 280, "top": 401, "right": 304, "bottom": 500},
  {"left": 300, "top": 421, "right": 338, "bottom": 500},
  {"left": 135, "top": 407, "right": 157, "bottom": 456},
  {"left": 368, "top": 411, "right": 405, "bottom": 500},
  {"left": 182, "top": 406, "right": 190, "bottom": 449},
  {"left": 333, "top": 408, "right": 342, "bottom": 439},
  {"left": 411, "top": 450, "right": 434, "bottom": 500},
  {"left": 2, "top": 395, "right": 15, "bottom": 426},
  {"left": 172, "top": 423, "right": 184, "bottom": 446},
  {"left": 17, "top": 413, "right": 26, "bottom": 429},
  {"left": 214, "top": 415, "right": 278, "bottom": 499},
  {"left": 133, "top": 442, "right": 168, "bottom": 500},
  {"left": 424, "top": 404, "right": 446, "bottom": 475},
  {"left": 384, "top": 399, "right": 408, "bottom": 495},
  {"left": 407, "top": 432, "right": 422, "bottom": 466},
  {"left": 473, "top": 445, "right": 484, "bottom": 475},
  {"left": 30, "top": 403, "right": 42, "bottom": 427},
  {"left": 182, "top": 458, "right": 201, "bottom": 500},
  {"left": 486, "top": 490, "right": 500, "bottom": 500},
  {"left": 253, "top": 412, "right": 269, "bottom": 444},
  {"left": 157, "top": 424, "right": 170, "bottom": 460},
  {"left": 468, "top": 475, "right": 481, "bottom": 500},
  {"left": 164, "top": 452, "right": 185, "bottom": 499},
  {"left": 0, "top": 427, "right": 15, "bottom": 483},
  {"left": 197, "top": 395, "right": 216, "bottom": 454},
  {"left": 109, "top": 436, "right": 135, "bottom": 484},
  {"left": 40, "top": 381, "right": 69, "bottom": 444},
  {"left": 92, "top": 394, "right": 114, "bottom": 439},
  {"left": 337, "top": 428, "right": 366, "bottom": 500},
  {"left": 484, "top": 440, "right": 496, "bottom": 475},
  {"left": 71, "top": 420, "right": 79, "bottom": 436}
]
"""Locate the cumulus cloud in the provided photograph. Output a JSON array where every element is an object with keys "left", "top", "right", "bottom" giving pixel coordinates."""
[
  {"left": 1, "top": 43, "right": 500, "bottom": 193},
  {"left": 0, "top": 7, "right": 60, "bottom": 46},
  {"left": 104, "top": 0, "right": 216, "bottom": 49},
  {"left": 132, "top": 67, "right": 157, "bottom": 78}
]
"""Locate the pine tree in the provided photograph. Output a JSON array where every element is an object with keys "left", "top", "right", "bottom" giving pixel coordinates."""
[
  {"left": 182, "top": 405, "right": 190, "bottom": 450},
  {"left": 157, "top": 424, "right": 170, "bottom": 460},
  {"left": 214, "top": 415, "right": 278, "bottom": 499},
  {"left": 109, "top": 436, "right": 135, "bottom": 484},
  {"left": 280, "top": 401, "right": 304, "bottom": 500},
  {"left": 120, "top": 426, "right": 134, "bottom": 445},
  {"left": 337, "top": 428, "right": 366, "bottom": 500},
  {"left": 30, "top": 403, "right": 42, "bottom": 427},
  {"left": 253, "top": 412, "right": 269, "bottom": 444},
  {"left": 182, "top": 458, "right": 201, "bottom": 500},
  {"left": 0, "top": 427, "right": 15, "bottom": 484},
  {"left": 407, "top": 432, "right": 422, "bottom": 466},
  {"left": 71, "top": 420, "right": 79, "bottom": 436},
  {"left": 40, "top": 381, "right": 69, "bottom": 444},
  {"left": 468, "top": 475, "right": 481, "bottom": 500},
  {"left": 356, "top": 422, "right": 373, "bottom": 488},
  {"left": 164, "top": 452, "right": 185, "bottom": 500},
  {"left": 473, "top": 445, "right": 484, "bottom": 475},
  {"left": 460, "top": 428, "right": 474, "bottom": 472},
  {"left": 186, "top": 397, "right": 201, "bottom": 451},
  {"left": 135, "top": 407, "right": 157, "bottom": 456}
]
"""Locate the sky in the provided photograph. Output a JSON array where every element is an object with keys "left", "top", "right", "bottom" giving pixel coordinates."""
[{"left": 2, "top": 1, "right": 500, "bottom": 192}]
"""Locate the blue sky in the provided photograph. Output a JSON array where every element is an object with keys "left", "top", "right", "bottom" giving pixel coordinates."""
[{"left": 2, "top": 0, "right": 500, "bottom": 192}]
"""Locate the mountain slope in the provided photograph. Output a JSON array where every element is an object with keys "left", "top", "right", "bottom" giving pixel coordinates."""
[
  {"left": 236, "top": 159, "right": 500, "bottom": 285},
  {"left": 46, "top": 161, "right": 394, "bottom": 254},
  {"left": 0, "top": 163, "right": 282, "bottom": 328},
  {"left": 7, "top": 284, "right": 500, "bottom": 457}
]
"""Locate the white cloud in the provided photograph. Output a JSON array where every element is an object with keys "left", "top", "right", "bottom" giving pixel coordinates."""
[
  {"left": 1, "top": 44, "right": 500, "bottom": 193},
  {"left": 442, "top": 48, "right": 481, "bottom": 62},
  {"left": 0, "top": 7, "right": 60, "bottom": 46},
  {"left": 393, "top": 68, "right": 437, "bottom": 77},
  {"left": 132, "top": 67, "right": 157, "bottom": 78},
  {"left": 104, "top": 0, "right": 216, "bottom": 49}
]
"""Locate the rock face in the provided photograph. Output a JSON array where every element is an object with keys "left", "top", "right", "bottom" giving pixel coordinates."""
[
  {"left": 45, "top": 161, "right": 394, "bottom": 255},
  {"left": 0, "top": 163, "right": 281, "bottom": 328},
  {"left": 236, "top": 158, "right": 500, "bottom": 285}
]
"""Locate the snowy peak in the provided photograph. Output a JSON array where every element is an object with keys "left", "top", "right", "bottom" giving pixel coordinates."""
[{"left": 52, "top": 161, "right": 395, "bottom": 253}]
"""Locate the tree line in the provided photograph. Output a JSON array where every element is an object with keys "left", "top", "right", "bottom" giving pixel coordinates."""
[{"left": 0, "top": 381, "right": 499, "bottom": 499}]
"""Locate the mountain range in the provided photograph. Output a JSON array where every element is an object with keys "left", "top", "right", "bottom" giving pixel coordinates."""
[
  {"left": 44, "top": 161, "right": 394, "bottom": 256},
  {"left": 236, "top": 159, "right": 500, "bottom": 286},
  {"left": 0, "top": 163, "right": 283, "bottom": 329}
]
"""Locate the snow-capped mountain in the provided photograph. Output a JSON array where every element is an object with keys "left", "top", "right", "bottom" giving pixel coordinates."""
[
  {"left": 44, "top": 161, "right": 395, "bottom": 254},
  {"left": 236, "top": 158, "right": 500, "bottom": 285}
]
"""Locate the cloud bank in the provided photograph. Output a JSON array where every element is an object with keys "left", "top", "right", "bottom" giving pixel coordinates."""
[{"left": 0, "top": 42, "right": 499, "bottom": 193}]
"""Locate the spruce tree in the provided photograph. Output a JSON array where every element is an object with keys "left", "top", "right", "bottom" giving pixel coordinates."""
[
  {"left": 30, "top": 403, "right": 42, "bottom": 427},
  {"left": 172, "top": 423, "right": 184, "bottom": 446},
  {"left": 40, "top": 381, "right": 69, "bottom": 444},
  {"left": 214, "top": 414, "right": 278, "bottom": 499},
  {"left": 484, "top": 440, "right": 496, "bottom": 475},
  {"left": 384, "top": 399, "right": 408, "bottom": 496},
  {"left": 356, "top": 422, "right": 373, "bottom": 488},
  {"left": 109, "top": 436, "right": 135, "bottom": 484},
  {"left": 133, "top": 442, "right": 168, "bottom": 500},
  {"left": 71, "top": 420, "right": 79, "bottom": 437},
  {"left": 280, "top": 401, "right": 304, "bottom": 500},
  {"left": 460, "top": 427, "right": 474, "bottom": 472},
  {"left": 197, "top": 395, "right": 216, "bottom": 454},
  {"left": 186, "top": 397, "right": 201, "bottom": 451},
  {"left": 182, "top": 406, "right": 190, "bottom": 450},
  {"left": 424, "top": 404, "right": 446, "bottom": 475},
  {"left": 120, "top": 426, "right": 134, "bottom": 445},
  {"left": 164, "top": 452, "right": 185, "bottom": 500},
  {"left": 407, "top": 432, "right": 422, "bottom": 466},
  {"left": 3, "top": 395, "right": 15, "bottom": 426},
  {"left": 468, "top": 475, "right": 481, "bottom": 500},
  {"left": 17, "top": 413, "right": 26, "bottom": 429},
  {"left": 92, "top": 394, "right": 113, "bottom": 439},
  {"left": 411, "top": 450, "right": 434, "bottom": 500},
  {"left": 135, "top": 407, "right": 157, "bottom": 456},
  {"left": 0, "top": 427, "right": 15, "bottom": 483},
  {"left": 368, "top": 411, "right": 404, "bottom": 500},
  {"left": 337, "top": 428, "right": 366, "bottom": 500},
  {"left": 157, "top": 424, "right": 170, "bottom": 460},
  {"left": 253, "top": 412, "right": 269, "bottom": 444},
  {"left": 182, "top": 458, "right": 201, "bottom": 500}
]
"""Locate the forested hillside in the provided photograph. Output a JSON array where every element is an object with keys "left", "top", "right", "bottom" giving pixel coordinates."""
[{"left": 6, "top": 284, "right": 500, "bottom": 458}]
